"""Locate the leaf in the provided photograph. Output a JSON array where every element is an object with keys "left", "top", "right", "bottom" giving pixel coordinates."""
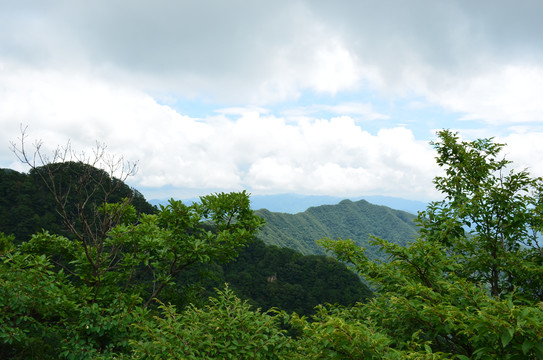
[
  {"left": 533, "top": 343, "right": 543, "bottom": 358},
  {"left": 522, "top": 341, "right": 534, "bottom": 355},
  {"left": 501, "top": 328, "right": 514, "bottom": 347},
  {"left": 424, "top": 344, "right": 432, "bottom": 353},
  {"left": 455, "top": 356, "right": 470, "bottom": 360}
]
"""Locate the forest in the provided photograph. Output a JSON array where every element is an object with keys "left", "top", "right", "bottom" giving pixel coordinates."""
[
  {"left": 1, "top": 129, "right": 543, "bottom": 359},
  {"left": 256, "top": 199, "right": 418, "bottom": 260},
  {"left": 0, "top": 163, "right": 371, "bottom": 318}
]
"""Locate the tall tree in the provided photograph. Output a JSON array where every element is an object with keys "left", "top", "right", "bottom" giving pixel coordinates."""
[
  {"left": 423, "top": 129, "right": 543, "bottom": 300},
  {"left": 302, "top": 130, "right": 543, "bottom": 359}
]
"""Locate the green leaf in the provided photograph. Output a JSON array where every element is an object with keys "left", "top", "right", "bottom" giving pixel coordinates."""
[
  {"left": 522, "top": 341, "right": 534, "bottom": 355},
  {"left": 501, "top": 328, "right": 514, "bottom": 347},
  {"left": 533, "top": 343, "right": 543, "bottom": 358}
]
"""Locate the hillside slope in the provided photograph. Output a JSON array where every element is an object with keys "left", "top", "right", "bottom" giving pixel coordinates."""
[
  {"left": 0, "top": 166, "right": 157, "bottom": 242},
  {"left": 256, "top": 199, "right": 419, "bottom": 260}
]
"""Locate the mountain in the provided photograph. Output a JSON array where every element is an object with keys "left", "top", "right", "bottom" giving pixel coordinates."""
[
  {"left": 0, "top": 166, "right": 157, "bottom": 243},
  {"left": 151, "top": 193, "right": 428, "bottom": 215},
  {"left": 255, "top": 199, "right": 419, "bottom": 261},
  {"left": 250, "top": 194, "right": 428, "bottom": 215}
]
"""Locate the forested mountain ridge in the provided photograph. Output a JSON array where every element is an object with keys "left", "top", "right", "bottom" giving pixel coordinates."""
[
  {"left": 256, "top": 198, "right": 419, "bottom": 260},
  {"left": 0, "top": 165, "right": 157, "bottom": 243},
  {"left": 2, "top": 166, "right": 417, "bottom": 258}
]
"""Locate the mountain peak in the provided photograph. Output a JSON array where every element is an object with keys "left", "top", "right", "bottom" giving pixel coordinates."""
[{"left": 255, "top": 200, "right": 419, "bottom": 261}]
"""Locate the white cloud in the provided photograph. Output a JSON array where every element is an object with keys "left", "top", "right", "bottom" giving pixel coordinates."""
[
  {"left": 303, "top": 38, "right": 361, "bottom": 94},
  {"left": 420, "top": 64, "right": 543, "bottom": 125},
  {"left": 499, "top": 132, "right": 543, "bottom": 178},
  {"left": 2, "top": 1, "right": 543, "bottom": 203},
  {"left": 3, "top": 1, "right": 543, "bottom": 118},
  {"left": 0, "top": 1, "right": 366, "bottom": 105},
  {"left": 282, "top": 102, "right": 389, "bottom": 122},
  {"left": 0, "top": 63, "right": 440, "bottom": 200}
]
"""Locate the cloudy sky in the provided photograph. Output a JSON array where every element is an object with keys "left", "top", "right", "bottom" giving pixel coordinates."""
[{"left": 1, "top": 1, "right": 543, "bottom": 202}]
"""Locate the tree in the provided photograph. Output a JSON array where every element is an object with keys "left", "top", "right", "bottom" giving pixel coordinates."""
[
  {"left": 300, "top": 130, "right": 543, "bottom": 359},
  {"left": 5, "top": 129, "right": 542, "bottom": 359},
  {"left": 131, "top": 286, "right": 293, "bottom": 359},
  {"left": 10, "top": 130, "right": 141, "bottom": 295},
  {"left": 2, "top": 132, "right": 266, "bottom": 358},
  {"left": 423, "top": 130, "right": 543, "bottom": 300},
  {"left": 0, "top": 251, "right": 76, "bottom": 359},
  {"left": 2, "top": 190, "right": 264, "bottom": 358},
  {"left": 138, "top": 192, "right": 265, "bottom": 307}
]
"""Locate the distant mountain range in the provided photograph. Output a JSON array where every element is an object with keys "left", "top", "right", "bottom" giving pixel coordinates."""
[
  {"left": 151, "top": 193, "right": 428, "bottom": 215},
  {"left": 255, "top": 198, "right": 420, "bottom": 261}
]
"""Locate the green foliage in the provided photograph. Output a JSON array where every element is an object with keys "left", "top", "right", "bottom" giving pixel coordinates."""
[
  {"left": 0, "top": 251, "right": 79, "bottom": 359},
  {"left": 0, "top": 248, "right": 147, "bottom": 359},
  {"left": 423, "top": 130, "right": 543, "bottom": 300},
  {"left": 3, "top": 132, "right": 543, "bottom": 358},
  {"left": 131, "top": 286, "right": 293, "bottom": 359},
  {"left": 256, "top": 199, "right": 418, "bottom": 261},
  {"left": 0, "top": 165, "right": 157, "bottom": 243},
  {"left": 222, "top": 239, "right": 372, "bottom": 315},
  {"left": 306, "top": 131, "right": 543, "bottom": 359},
  {"left": 0, "top": 168, "right": 59, "bottom": 242},
  {"left": 57, "top": 296, "right": 147, "bottom": 359},
  {"left": 0, "top": 184, "right": 264, "bottom": 358},
  {"left": 315, "top": 237, "right": 543, "bottom": 359},
  {"left": 0, "top": 232, "right": 14, "bottom": 255},
  {"left": 156, "top": 237, "right": 372, "bottom": 315},
  {"left": 158, "top": 191, "right": 264, "bottom": 265},
  {"left": 20, "top": 191, "right": 263, "bottom": 306}
]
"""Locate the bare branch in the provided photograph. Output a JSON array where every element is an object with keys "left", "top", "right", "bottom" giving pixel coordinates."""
[{"left": 10, "top": 126, "right": 140, "bottom": 293}]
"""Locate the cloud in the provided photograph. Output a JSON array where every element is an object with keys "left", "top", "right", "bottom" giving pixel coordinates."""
[
  {"left": 2, "top": 0, "right": 543, "bottom": 202},
  {"left": 425, "top": 65, "right": 543, "bottom": 124},
  {"left": 499, "top": 131, "right": 543, "bottom": 178},
  {"left": 282, "top": 102, "right": 389, "bottom": 121},
  {"left": 3, "top": 0, "right": 543, "bottom": 118},
  {"left": 138, "top": 112, "right": 440, "bottom": 200},
  {"left": 0, "top": 1, "right": 364, "bottom": 104},
  {"left": 244, "top": 124, "right": 438, "bottom": 198},
  {"left": 0, "top": 63, "right": 439, "bottom": 200},
  {"left": 306, "top": 1, "right": 543, "bottom": 125}
]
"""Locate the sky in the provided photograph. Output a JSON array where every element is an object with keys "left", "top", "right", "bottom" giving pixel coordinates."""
[{"left": 1, "top": 0, "right": 543, "bottom": 202}]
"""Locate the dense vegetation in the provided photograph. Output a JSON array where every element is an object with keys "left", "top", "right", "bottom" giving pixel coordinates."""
[
  {"left": 166, "top": 238, "right": 372, "bottom": 316},
  {"left": 0, "top": 163, "right": 371, "bottom": 317},
  {"left": 0, "top": 163, "right": 156, "bottom": 243},
  {"left": 1, "top": 130, "right": 542, "bottom": 358},
  {"left": 256, "top": 199, "right": 418, "bottom": 260},
  {"left": 222, "top": 239, "right": 372, "bottom": 315}
]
